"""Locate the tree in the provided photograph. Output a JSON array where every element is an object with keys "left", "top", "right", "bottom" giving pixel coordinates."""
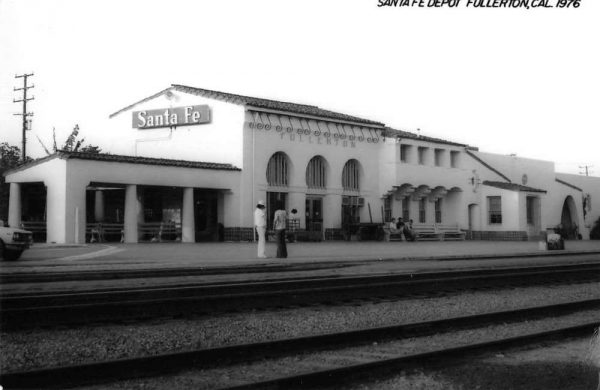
[
  {"left": 0, "top": 143, "right": 31, "bottom": 223},
  {"left": 37, "top": 124, "right": 102, "bottom": 155}
]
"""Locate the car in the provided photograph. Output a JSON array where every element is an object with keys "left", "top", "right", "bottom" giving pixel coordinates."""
[{"left": 0, "top": 221, "right": 33, "bottom": 261}]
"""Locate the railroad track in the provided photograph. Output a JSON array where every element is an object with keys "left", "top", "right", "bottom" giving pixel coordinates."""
[
  {"left": 2, "top": 262, "right": 599, "bottom": 330},
  {"left": 2, "top": 299, "right": 598, "bottom": 389}
]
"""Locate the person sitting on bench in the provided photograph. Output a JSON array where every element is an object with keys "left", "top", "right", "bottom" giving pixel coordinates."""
[{"left": 403, "top": 219, "right": 416, "bottom": 241}]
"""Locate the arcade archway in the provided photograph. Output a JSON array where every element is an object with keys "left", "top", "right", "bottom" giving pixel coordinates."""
[{"left": 560, "top": 196, "right": 579, "bottom": 239}]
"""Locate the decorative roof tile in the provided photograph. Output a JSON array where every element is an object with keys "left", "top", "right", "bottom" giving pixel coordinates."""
[
  {"left": 171, "top": 85, "right": 385, "bottom": 127},
  {"left": 56, "top": 151, "right": 240, "bottom": 171},
  {"left": 383, "top": 127, "right": 467, "bottom": 147},
  {"left": 483, "top": 180, "right": 546, "bottom": 193}
]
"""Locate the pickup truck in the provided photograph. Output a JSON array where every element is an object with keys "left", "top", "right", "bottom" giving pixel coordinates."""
[{"left": 0, "top": 222, "right": 33, "bottom": 261}]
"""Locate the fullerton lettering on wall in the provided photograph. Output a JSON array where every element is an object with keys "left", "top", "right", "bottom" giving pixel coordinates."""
[{"left": 132, "top": 105, "right": 211, "bottom": 129}]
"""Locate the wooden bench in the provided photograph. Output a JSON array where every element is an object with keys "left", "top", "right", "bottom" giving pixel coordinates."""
[
  {"left": 382, "top": 226, "right": 403, "bottom": 241},
  {"left": 138, "top": 222, "right": 181, "bottom": 242},
  {"left": 411, "top": 224, "right": 443, "bottom": 241},
  {"left": 86, "top": 223, "right": 124, "bottom": 242},
  {"left": 436, "top": 224, "right": 466, "bottom": 241}
]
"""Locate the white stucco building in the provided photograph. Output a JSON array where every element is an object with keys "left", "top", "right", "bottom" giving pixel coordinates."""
[{"left": 4, "top": 84, "right": 600, "bottom": 244}]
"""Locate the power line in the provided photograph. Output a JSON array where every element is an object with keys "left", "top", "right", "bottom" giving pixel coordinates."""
[
  {"left": 579, "top": 164, "right": 593, "bottom": 176},
  {"left": 13, "top": 73, "right": 34, "bottom": 162}
]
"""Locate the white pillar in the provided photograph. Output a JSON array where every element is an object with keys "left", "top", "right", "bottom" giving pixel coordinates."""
[
  {"left": 8, "top": 183, "right": 21, "bottom": 228},
  {"left": 323, "top": 193, "right": 342, "bottom": 229},
  {"left": 124, "top": 184, "right": 138, "bottom": 243},
  {"left": 182, "top": 187, "right": 195, "bottom": 243},
  {"left": 94, "top": 190, "right": 105, "bottom": 222}
]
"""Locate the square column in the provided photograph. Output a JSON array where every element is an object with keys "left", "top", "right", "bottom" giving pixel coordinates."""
[
  {"left": 8, "top": 183, "right": 21, "bottom": 228},
  {"left": 181, "top": 187, "right": 195, "bottom": 243},
  {"left": 124, "top": 184, "right": 139, "bottom": 243}
]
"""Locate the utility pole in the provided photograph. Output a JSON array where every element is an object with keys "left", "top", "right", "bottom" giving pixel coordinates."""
[
  {"left": 13, "top": 73, "right": 34, "bottom": 162},
  {"left": 579, "top": 165, "right": 593, "bottom": 176}
]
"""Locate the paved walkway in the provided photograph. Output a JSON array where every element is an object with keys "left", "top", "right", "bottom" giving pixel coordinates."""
[{"left": 9, "top": 239, "right": 600, "bottom": 268}]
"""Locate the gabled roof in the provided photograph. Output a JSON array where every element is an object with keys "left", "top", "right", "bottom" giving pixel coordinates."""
[
  {"left": 383, "top": 127, "right": 468, "bottom": 147},
  {"left": 466, "top": 150, "right": 512, "bottom": 183},
  {"left": 555, "top": 178, "right": 582, "bottom": 192},
  {"left": 110, "top": 85, "right": 385, "bottom": 127},
  {"left": 5, "top": 151, "right": 240, "bottom": 176},
  {"left": 483, "top": 180, "right": 546, "bottom": 193}
]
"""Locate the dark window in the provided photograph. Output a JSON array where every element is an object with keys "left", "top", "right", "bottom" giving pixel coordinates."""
[
  {"left": 435, "top": 198, "right": 442, "bottom": 223},
  {"left": 266, "top": 152, "right": 288, "bottom": 187},
  {"left": 306, "top": 156, "right": 326, "bottom": 189},
  {"left": 402, "top": 197, "right": 410, "bottom": 222},
  {"left": 384, "top": 196, "right": 392, "bottom": 222},
  {"left": 342, "top": 159, "right": 360, "bottom": 191},
  {"left": 488, "top": 196, "right": 502, "bottom": 224},
  {"left": 419, "top": 198, "right": 426, "bottom": 223}
]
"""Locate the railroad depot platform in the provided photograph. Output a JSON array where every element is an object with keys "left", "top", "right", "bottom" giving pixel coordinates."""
[{"left": 4, "top": 239, "right": 600, "bottom": 270}]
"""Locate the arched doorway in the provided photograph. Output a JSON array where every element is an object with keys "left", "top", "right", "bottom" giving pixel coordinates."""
[{"left": 560, "top": 196, "right": 579, "bottom": 239}]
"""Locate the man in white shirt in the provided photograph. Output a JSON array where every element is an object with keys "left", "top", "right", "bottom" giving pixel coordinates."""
[{"left": 254, "top": 200, "right": 267, "bottom": 258}]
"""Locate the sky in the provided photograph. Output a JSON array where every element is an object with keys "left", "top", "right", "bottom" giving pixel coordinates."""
[{"left": 0, "top": 0, "right": 598, "bottom": 176}]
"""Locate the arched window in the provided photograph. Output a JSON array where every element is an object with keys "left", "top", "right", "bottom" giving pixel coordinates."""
[
  {"left": 342, "top": 159, "right": 360, "bottom": 191},
  {"left": 266, "top": 152, "right": 289, "bottom": 187},
  {"left": 306, "top": 156, "right": 326, "bottom": 189}
]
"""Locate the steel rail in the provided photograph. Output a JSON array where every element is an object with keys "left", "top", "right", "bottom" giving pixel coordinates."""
[
  {"left": 4, "top": 261, "right": 600, "bottom": 299},
  {"left": 1, "top": 263, "right": 599, "bottom": 330},
  {"left": 1, "top": 299, "right": 599, "bottom": 389},
  {"left": 223, "top": 322, "right": 600, "bottom": 390}
]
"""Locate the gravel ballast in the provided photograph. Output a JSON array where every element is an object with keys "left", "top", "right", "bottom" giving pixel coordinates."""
[{"left": 1, "top": 283, "right": 599, "bottom": 372}]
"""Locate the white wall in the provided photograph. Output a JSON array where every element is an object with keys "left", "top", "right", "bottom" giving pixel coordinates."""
[
  {"left": 553, "top": 173, "right": 600, "bottom": 238},
  {"left": 242, "top": 110, "right": 385, "bottom": 229},
  {"left": 107, "top": 90, "right": 246, "bottom": 167},
  {"left": 471, "top": 151, "right": 556, "bottom": 191}
]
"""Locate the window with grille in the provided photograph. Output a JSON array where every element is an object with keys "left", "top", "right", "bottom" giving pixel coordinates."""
[
  {"left": 306, "top": 156, "right": 326, "bottom": 189},
  {"left": 488, "top": 196, "right": 502, "bottom": 224},
  {"left": 402, "top": 197, "right": 410, "bottom": 222},
  {"left": 435, "top": 198, "right": 442, "bottom": 223},
  {"left": 419, "top": 198, "right": 426, "bottom": 223},
  {"left": 266, "top": 152, "right": 289, "bottom": 187},
  {"left": 342, "top": 159, "right": 360, "bottom": 191},
  {"left": 384, "top": 196, "right": 392, "bottom": 222}
]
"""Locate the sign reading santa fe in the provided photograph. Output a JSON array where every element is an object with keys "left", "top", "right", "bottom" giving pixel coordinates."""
[{"left": 132, "top": 105, "right": 210, "bottom": 129}]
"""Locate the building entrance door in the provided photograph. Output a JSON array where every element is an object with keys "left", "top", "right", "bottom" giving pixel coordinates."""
[{"left": 305, "top": 196, "right": 323, "bottom": 232}]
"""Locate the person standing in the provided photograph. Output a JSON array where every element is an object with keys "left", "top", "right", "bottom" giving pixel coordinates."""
[
  {"left": 273, "top": 201, "right": 288, "bottom": 258},
  {"left": 254, "top": 200, "right": 267, "bottom": 258}
]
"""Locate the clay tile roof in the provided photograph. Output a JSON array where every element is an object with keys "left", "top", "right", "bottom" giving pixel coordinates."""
[
  {"left": 170, "top": 84, "right": 385, "bottom": 127},
  {"left": 57, "top": 151, "right": 241, "bottom": 171},
  {"left": 483, "top": 180, "right": 546, "bottom": 193},
  {"left": 383, "top": 127, "right": 468, "bottom": 147}
]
